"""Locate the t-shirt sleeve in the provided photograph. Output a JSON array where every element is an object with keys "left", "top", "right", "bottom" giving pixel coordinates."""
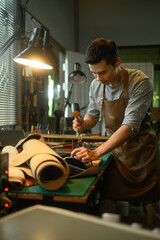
[{"left": 122, "top": 71, "right": 153, "bottom": 134}]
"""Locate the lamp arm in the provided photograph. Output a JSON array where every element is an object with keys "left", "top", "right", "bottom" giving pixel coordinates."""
[
  {"left": 0, "top": 30, "right": 24, "bottom": 55},
  {"left": 64, "top": 83, "right": 73, "bottom": 110}
]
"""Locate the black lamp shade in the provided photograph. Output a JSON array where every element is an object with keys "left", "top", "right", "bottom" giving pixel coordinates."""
[
  {"left": 69, "top": 63, "right": 86, "bottom": 84},
  {"left": 14, "top": 28, "right": 53, "bottom": 69}
]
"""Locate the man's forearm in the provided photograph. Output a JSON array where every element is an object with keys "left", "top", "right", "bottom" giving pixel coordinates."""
[
  {"left": 84, "top": 114, "right": 97, "bottom": 130},
  {"left": 95, "top": 124, "right": 133, "bottom": 158}
]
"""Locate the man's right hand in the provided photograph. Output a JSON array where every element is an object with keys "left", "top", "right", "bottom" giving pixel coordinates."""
[{"left": 72, "top": 118, "right": 86, "bottom": 134}]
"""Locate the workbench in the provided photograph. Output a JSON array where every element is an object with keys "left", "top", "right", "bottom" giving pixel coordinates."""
[
  {"left": 10, "top": 153, "right": 111, "bottom": 213},
  {"left": 41, "top": 133, "right": 109, "bottom": 147}
]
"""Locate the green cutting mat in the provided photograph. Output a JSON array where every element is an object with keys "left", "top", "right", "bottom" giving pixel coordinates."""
[{"left": 19, "top": 153, "right": 111, "bottom": 197}]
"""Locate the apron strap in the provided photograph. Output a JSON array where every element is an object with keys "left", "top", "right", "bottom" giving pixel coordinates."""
[{"left": 99, "top": 85, "right": 105, "bottom": 122}]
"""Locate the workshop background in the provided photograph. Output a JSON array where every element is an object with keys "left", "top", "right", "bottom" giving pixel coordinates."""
[
  {"left": 1, "top": 1, "right": 160, "bottom": 234},
  {"left": 1, "top": 0, "right": 160, "bottom": 135}
]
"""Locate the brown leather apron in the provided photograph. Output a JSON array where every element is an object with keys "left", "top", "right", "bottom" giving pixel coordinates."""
[{"left": 101, "top": 67, "right": 160, "bottom": 200}]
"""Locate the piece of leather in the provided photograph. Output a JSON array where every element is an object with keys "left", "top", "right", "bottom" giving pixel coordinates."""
[{"left": 65, "top": 157, "right": 101, "bottom": 178}]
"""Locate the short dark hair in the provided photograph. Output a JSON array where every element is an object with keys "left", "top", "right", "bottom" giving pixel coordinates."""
[{"left": 84, "top": 39, "right": 119, "bottom": 66}]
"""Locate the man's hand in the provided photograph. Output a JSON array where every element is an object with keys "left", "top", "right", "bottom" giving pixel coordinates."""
[
  {"left": 71, "top": 124, "right": 133, "bottom": 162},
  {"left": 72, "top": 114, "right": 96, "bottom": 134},
  {"left": 72, "top": 118, "right": 86, "bottom": 134},
  {"left": 71, "top": 147, "right": 99, "bottom": 161}
]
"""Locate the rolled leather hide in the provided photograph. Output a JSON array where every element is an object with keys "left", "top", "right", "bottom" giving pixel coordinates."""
[{"left": 2, "top": 134, "right": 69, "bottom": 190}]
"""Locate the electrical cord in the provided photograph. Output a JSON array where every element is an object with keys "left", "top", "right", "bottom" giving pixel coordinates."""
[{"left": 24, "top": 0, "right": 30, "bottom": 8}]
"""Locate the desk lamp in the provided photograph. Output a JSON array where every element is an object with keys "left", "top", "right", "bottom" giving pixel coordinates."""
[
  {"left": 13, "top": 28, "right": 53, "bottom": 70},
  {"left": 64, "top": 63, "right": 86, "bottom": 110},
  {"left": 63, "top": 63, "right": 86, "bottom": 133},
  {"left": 68, "top": 63, "right": 86, "bottom": 84}
]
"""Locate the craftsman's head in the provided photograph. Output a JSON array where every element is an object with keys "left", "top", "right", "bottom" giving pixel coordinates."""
[
  {"left": 84, "top": 39, "right": 121, "bottom": 85},
  {"left": 84, "top": 39, "right": 119, "bottom": 66}
]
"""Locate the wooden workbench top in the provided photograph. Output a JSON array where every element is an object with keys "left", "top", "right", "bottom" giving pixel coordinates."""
[{"left": 41, "top": 133, "right": 109, "bottom": 141}]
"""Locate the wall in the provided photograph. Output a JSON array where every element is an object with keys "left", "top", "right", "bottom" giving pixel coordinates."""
[
  {"left": 79, "top": 0, "right": 160, "bottom": 53},
  {"left": 21, "top": 0, "right": 160, "bottom": 53},
  {"left": 21, "top": 0, "right": 75, "bottom": 51}
]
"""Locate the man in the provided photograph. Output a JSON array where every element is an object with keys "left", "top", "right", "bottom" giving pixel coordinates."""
[{"left": 71, "top": 39, "right": 160, "bottom": 226}]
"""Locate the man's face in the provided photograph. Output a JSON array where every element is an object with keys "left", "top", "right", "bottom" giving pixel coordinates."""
[{"left": 89, "top": 59, "right": 120, "bottom": 86}]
